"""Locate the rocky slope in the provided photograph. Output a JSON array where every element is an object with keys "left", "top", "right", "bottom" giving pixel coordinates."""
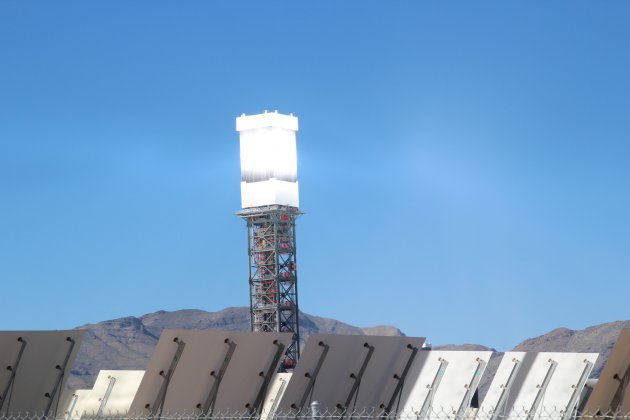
[
  {"left": 436, "top": 320, "right": 630, "bottom": 400},
  {"left": 69, "top": 307, "right": 402, "bottom": 389},
  {"left": 69, "top": 307, "right": 630, "bottom": 402},
  {"left": 513, "top": 320, "right": 630, "bottom": 378}
]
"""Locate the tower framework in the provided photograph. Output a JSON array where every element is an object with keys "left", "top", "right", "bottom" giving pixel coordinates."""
[{"left": 238, "top": 205, "right": 302, "bottom": 370}]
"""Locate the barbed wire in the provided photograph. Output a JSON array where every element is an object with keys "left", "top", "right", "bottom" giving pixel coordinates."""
[{"left": 2, "top": 407, "right": 628, "bottom": 420}]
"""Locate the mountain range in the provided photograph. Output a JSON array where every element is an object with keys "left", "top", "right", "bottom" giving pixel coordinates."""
[
  {"left": 68, "top": 307, "right": 403, "bottom": 389},
  {"left": 69, "top": 307, "right": 630, "bottom": 399}
]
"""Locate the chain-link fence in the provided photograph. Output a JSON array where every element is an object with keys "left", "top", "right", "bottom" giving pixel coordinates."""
[{"left": 4, "top": 408, "right": 629, "bottom": 420}]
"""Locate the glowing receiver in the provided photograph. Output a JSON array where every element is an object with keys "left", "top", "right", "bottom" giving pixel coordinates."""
[{"left": 236, "top": 111, "right": 299, "bottom": 209}]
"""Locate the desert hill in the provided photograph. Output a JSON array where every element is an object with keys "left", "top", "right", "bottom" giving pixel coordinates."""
[
  {"left": 68, "top": 307, "right": 402, "bottom": 388},
  {"left": 68, "top": 307, "right": 630, "bottom": 399}
]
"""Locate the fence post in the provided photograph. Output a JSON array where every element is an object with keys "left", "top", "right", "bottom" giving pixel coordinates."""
[{"left": 310, "top": 401, "right": 321, "bottom": 420}]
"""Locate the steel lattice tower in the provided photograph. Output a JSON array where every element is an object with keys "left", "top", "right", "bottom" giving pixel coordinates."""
[
  {"left": 238, "top": 205, "right": 302, "bottom": 369},
  {"left": 235, "top": 111, "right": 302, "bottom": 370}
]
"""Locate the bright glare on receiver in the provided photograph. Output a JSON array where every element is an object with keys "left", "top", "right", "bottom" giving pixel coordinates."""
[{"left": 236, "top": 111, "right": 299, "bottom": 209}]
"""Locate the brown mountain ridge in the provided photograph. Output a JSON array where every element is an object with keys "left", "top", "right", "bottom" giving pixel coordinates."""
[
  {"left": 69, "top": 307, "right": 403, "bottom": 389},
  {"left": 68, "top": 307, "right": 630, "bottom": 398}
]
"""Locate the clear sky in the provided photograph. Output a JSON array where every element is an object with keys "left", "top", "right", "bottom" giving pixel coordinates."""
[{"left": 1, "top": 2, "right": 629, "bottom": 351}]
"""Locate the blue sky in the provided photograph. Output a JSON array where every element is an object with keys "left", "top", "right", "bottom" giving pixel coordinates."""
[{"left": 0, "top": 2, "right": 629, "bottom": 351}]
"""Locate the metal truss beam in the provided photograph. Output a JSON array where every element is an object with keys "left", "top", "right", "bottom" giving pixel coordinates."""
[{"left": 237, "top": 205, "right": 302, "bottom": 370}]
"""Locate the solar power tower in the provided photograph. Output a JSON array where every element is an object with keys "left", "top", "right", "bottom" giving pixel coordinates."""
[{"left": 236, "top": 111, "right": 302, "bottom": 371}]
